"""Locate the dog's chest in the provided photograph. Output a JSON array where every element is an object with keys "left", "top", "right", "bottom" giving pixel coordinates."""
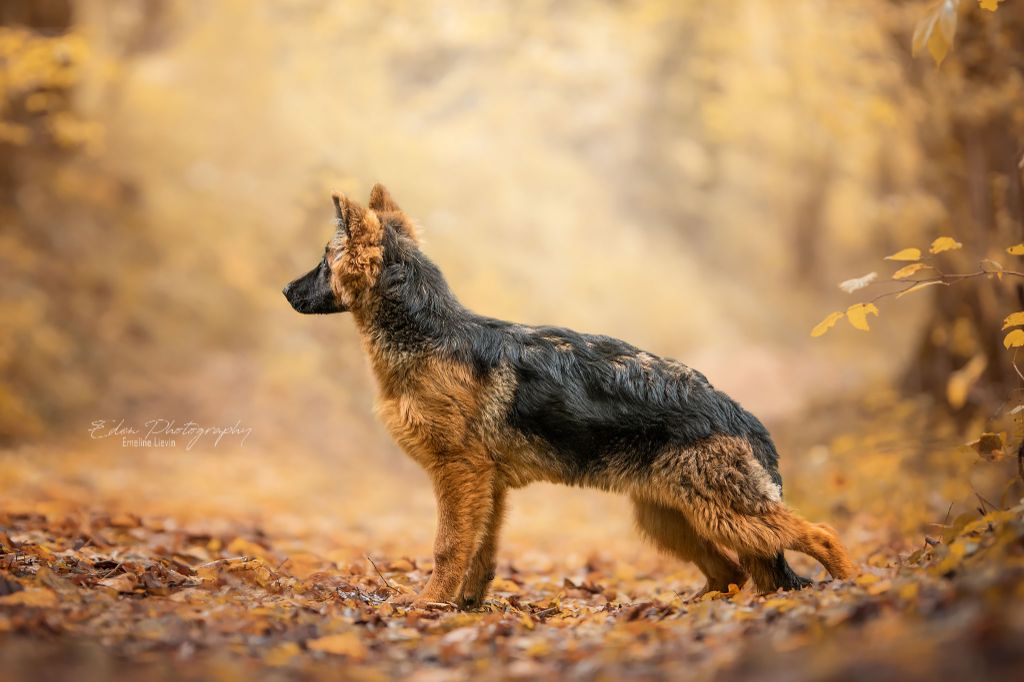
[{"left": 371, "top": 355, "right": 487, "bottom": 464}]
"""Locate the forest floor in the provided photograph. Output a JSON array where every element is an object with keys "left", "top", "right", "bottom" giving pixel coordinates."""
[{"left": 1, "top": 393, "right": 1023, "bottom": 682}]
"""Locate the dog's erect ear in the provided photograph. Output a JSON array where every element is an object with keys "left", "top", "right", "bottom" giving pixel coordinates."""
[
  {"left": 332, "top": 192, "right": 369, "bottom": 236},
  {"left": 368, "top": 183, "right": 401, "bottom": 213},
  {"left": 368, "top": 183, "right": 418, "bottom": 244},
  {"left": 334, "top": 192, "right": 384, "bottom": 293},
  {"left": 332, "top": 193, "right": 347, "bottom": 234}
]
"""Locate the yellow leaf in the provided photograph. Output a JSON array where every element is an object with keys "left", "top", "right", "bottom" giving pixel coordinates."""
[
  {"left": 811, "top": 311, "right": 844, "bottom": 337},
  {"left": 867, "top": 579, "right": 893, "bottom": 596},
  {"left": 884, "top": 247, "right": 921, "bottom": 261},
  {"left": 899, "top": 582, "right": 920, "bottom": 601},
  {"left": 491, "top": 577, "right": 521, "bottom": 593},
  {"left": 307, "top": 632, "right": 368, "bottom": 660},
  {"left": 1004, "top": 312, "right": 1024, "bottom": 330},
  {"left": 897, "top": 280, "right": 948, "bottom": 298},
  {"left": 846, "top": 303, "right": 879, "bottom": 332},
  {"left": 979, "top": 0, "right": 1003, "bottom": 12},
  {"left": 526, "top": 640, "right": 552, "bottom": 657},
  {"left": 1008, "top": 244, "right": 1024, "bottom": 256},
  {"left": 912, "top": 10, "right": 938, "bottom": 57},
  {"left": 946, "top": 354, "right": 987, "bottom": 409},
  {"left": 0, "top": 587, "right": 58, "bottom": 607},
  {"left": 1004, "top": 329, "right": 1024, "bottom": 349},
  {"left": 762, "top": 598, "right": 799, "bottom": 612},
  {"left": 265, "top": 642, "right": 301, "bottom": 667},
  {"left": 520, "top": 611, "right": 536, "bottom": 630},
  {"left": 892, "top": 262, "right": 929, "bottom": 279},
  {"left": 912, "top": 2, "right": 956, "bottom": 65},
  {"left": 929, "top": 236, "right": 962, "bottom": 254}
]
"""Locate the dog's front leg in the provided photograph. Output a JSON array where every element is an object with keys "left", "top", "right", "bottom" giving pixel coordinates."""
[
  {"left": 392, "top": 458, "right": 495, "bottom": 608},
  {"left": 459, "top": 483, "right": 507, "bottom": 608}
]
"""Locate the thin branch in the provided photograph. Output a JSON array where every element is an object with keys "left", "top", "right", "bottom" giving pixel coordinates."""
[
  {"left": 974, "top": 490, "right": 997, "bottom": 514},
  {"left": 366, "top": 555, "right": 396, "bottom": 593},
  {"left": 196, "top": 555, "right": 250, "bottom": 569},
  {"left": 1012, "top": 351, "right": 1024, "bottom": 384}
]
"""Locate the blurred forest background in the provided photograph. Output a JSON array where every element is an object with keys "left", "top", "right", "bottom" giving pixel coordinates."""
[{"left": 1, "top": 1, "right": 1024, "bottom": 679}]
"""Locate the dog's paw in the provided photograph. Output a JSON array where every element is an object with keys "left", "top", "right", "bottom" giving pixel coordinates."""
[
  {"left": 457, "top": 591, "right": 486, "bottom": 610},
  {"left": 388, "top": 592, "right": 452, "bottom": 610}
]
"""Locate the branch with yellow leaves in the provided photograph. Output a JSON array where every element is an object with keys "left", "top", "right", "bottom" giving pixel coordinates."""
[
  {"left": 811, "top": 237, "right": 1024, "bottom": 351},
  {"left": 912, "top": 0, "right": 1007, "bottom": 68}
]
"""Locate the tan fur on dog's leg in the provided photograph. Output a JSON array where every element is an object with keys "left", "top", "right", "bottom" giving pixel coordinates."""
[
  {"left": 459, "top": 484, "right": 507, "bottom": 607},
  {"left": 392, "top": 458, "right": 495, "bottom": 608},
  {"left": 633, "top": 497, "right": 747, "bottom": 595}
]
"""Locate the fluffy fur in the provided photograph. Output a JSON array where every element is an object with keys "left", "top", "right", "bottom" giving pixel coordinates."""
[{"left": 283, "top": 185, "right": 856, "bottom": 608}]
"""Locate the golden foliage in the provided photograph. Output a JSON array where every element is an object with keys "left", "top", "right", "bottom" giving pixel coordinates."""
[
  {"left": 1003, "top": 329, "right": 1024, "bottom": 349},
  {"left": 1, "top": 394, "right": 1020, "bottom": 680},
  {"left": 884, "top": 247, "right": 922, "bottom": 261},
  {"left": 846, "top": 303, "right": 880, "bottom": 331},
  {"left": 892, "top": 262, "right": 930, "bottom": 279},
  {"left": 946, "top": 353, "right": 987, "bottom": 409},
  {"left": 896, "top": 279, "right": 950, "bottom": 298},
  {"left": 1003, "top": 312, "right": 1024, "bottom": 329},
  {"left": 811, "top": 311, "right": 845, "bottom": 337},
  {"left": 912, "top": 0, "right": 958, "bottom": 66},
  {"left": 929, "top": 236, "right": 963, "bottom": 254}
]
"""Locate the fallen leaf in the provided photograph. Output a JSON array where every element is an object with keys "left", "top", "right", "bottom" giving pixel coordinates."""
[
  {"left": 307, "top": 632, "right": 368, "bottom": 660},
  {"left": 98, "top": 573, "right": 137, "bottom": 593},
  {"left": 0, "top": 587, "right": 58, "bottom": 607},
  {"left": 264, "top": 642, "right": 301, "bottom": 667},
  {"left": 1007, "top": 244, "right": 1024, "bottom": 255}
]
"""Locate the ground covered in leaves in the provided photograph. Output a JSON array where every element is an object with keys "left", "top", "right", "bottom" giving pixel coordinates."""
[{"left": 1, "top": 397, "right": 1023, "bottom": 681}]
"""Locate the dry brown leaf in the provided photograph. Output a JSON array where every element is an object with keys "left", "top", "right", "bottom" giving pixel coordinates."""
[
  {"left": 307, "top": 632, "right": 368, "bottom": 660},
  {"left": 0, "top": 587, "right": 58, "bottom": 607}
]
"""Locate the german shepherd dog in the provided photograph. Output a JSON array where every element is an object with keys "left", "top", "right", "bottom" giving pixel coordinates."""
[{"left": 283, "top": 185, "right": 856, "bottom": 608}]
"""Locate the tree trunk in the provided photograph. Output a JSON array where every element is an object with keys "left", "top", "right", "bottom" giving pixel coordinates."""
[{"left": 900, "top": 4, "right": 1024, "bottom": 415}]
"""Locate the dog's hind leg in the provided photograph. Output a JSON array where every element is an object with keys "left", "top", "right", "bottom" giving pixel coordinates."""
[
  {"left": 690, "top": 502, "right": 857, "bottom": 587},
  {"left": 739, "top": 552, "right": 813, "bottom": 593},
  {"left": 657, "top": 436, "right": 856, "bottom": 590},
  {"left": 632, "top": 497, "right": 748, "bottom": 596}
]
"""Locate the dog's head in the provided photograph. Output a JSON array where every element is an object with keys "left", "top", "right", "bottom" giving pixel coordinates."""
[{"left": 283, "top": 183, "right": 417, "bottom": 315}]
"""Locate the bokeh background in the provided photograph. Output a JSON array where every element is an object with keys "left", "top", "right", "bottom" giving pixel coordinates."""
[{"left": 1, "top": 0, "right": 1022, "bottom": 569}]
